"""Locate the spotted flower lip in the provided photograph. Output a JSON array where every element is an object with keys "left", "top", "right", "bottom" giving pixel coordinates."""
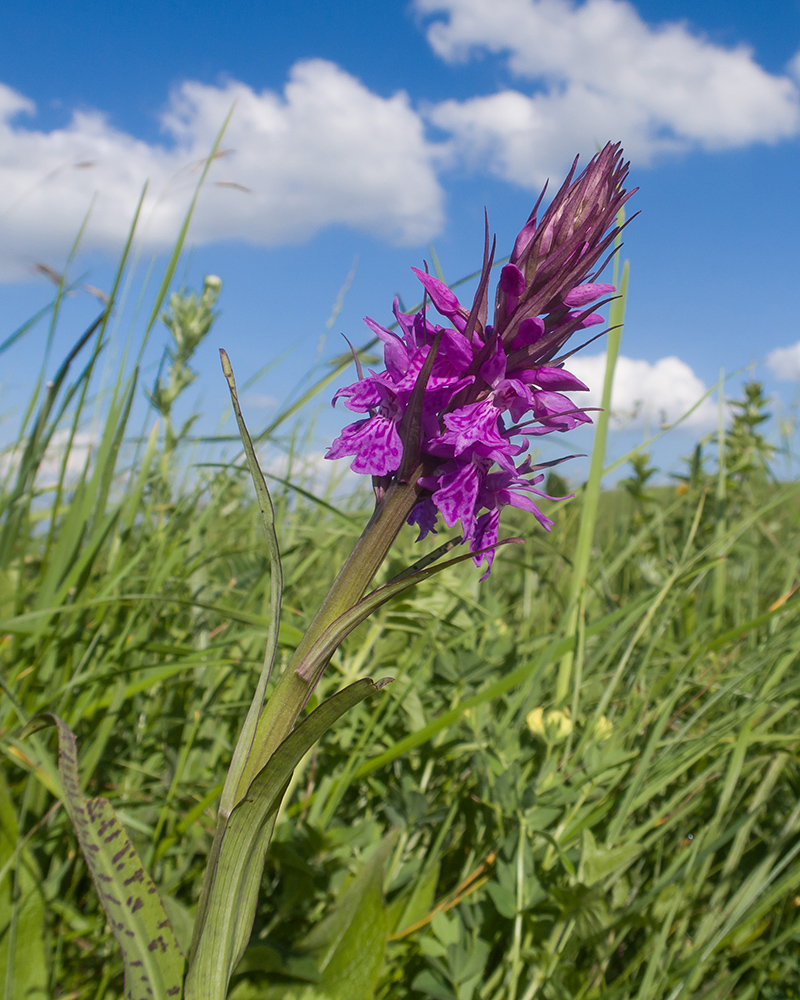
[{"left": 326, "top": 142, "right": 636, "bottom": 574}]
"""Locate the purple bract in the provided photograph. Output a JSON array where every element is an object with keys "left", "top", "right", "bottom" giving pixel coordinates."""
[{"left": 326, "top": 142, "right": 636, "bottom": 576}]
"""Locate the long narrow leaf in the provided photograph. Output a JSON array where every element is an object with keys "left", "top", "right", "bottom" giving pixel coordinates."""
[
  {"left": 186, "top": 677, "right": 389, "bottom": 1000},
  {"left": 218, "top": 349, "right": 283, "bottom": 816},
  {"left": 21, "top": 715, "right": 185, "bottom": 999}
]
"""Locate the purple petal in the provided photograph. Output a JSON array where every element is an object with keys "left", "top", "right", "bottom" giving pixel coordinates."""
[
  {"left": 440, "top": 327, "right": 474, "bottom": 372},
  {"left": 325, "top": 415, "right": 403, "bottom": 476},
  {"left": 511, "top": 317, "right": 545, "bottom": 351},
  {"left": 525, "top": 366, "right": 589, "bottom": 392},
  {"left": 411, "top": 268, "right": 467, "bottom": 331},
  {"left": 472, "top": 509, "right": 500, "bottom": 579},
  {"left": 499, "top": 263, "right": 525, "bottom": 298},
  {"left": 441, "top": 400, "right": 507, "bottom": 456},
  {"left": 363, "top": 315, "right": 410, "bottom": 375},
  {"left": 407, "top": 498, "right": 439, "bottom": 541},
  {"left": 429, "top": 460, "right": 483, "bottom": 535},
  {"left": 560, "top": 309, "right": 605, "bottom": 330},
  {"left": 333, "top": 378, "right": 383, "bottom": 411},
  {"left": 505, "top": 491, "right": 555, "bottom": 530},
  {"left": 511, "top": 214, "right": 539, "bottom": 264},
  {"left": 532, "top": 390, "right": 581, "bottom": 418},
  {"left": 563, "top": 283, "right": 615, "bottom": 307},
  {"left": 492, "top": 379, "right": 534, "bottom": 422},
  {"left": 479, "top": 335, "right": 506, "bottom": 387},
  {"left": 392, "top": 297, "right": 416, "bottom": 341}
]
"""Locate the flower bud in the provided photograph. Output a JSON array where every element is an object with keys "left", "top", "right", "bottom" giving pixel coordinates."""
[{"left": 526, "top": 706, "right": 573, "bottom": 743}]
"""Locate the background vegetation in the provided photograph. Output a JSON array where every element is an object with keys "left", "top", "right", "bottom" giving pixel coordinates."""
[{"left": 2, "top": 230, "right": 799, "bottom": 1000}]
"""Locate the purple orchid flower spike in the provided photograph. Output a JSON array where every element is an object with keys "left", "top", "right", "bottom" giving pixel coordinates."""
[
  {"left": 327, "top": 142, "right": 636, "bottom": 575},
  {"left": 177, "top": 150, "right": 636, "bottom": 1000}
]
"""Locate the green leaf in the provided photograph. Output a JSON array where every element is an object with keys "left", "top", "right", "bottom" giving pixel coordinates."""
[
  {"left": 21, "top": 715, "right": 185, "bottom": 1000},
  {"left": 295, "top": 537, "right": 522, "bottom": 689},
  {"left": 304, "top": 830, "right": 396, "bottom": 969},
  {"left": 185, "top": 678, "right": 390, "bottom": 1000},
  {"left": 218, "top": 349, "right": 284, "bottom": 818},
  {"left": 390, "top": 859, "right": 440, "bottom": 934},
  {"left": 556, "top": 253, "right": 629, "bottom": 705},
  {"left": 486, "top": 879, "right": 518, "bottom": 919},
  {"left": 0, "top": 772, "right": 48, "bottom": 1000},
  {"left": 313, "top": 868, "right": 389, "bottom": 999},
  {"left": 279, "top": 831, "right": 397, "bottom": 1000},
  {"left": 185, "top": 348, "right": 286, "bottom": 1000},
  {"left": 581, "top": 827, "right": 642, "bottom": 887},
  {"left": 430, "top": 910, "right": 460, "bottom": 949},
  {"left": 229, "top": 985, "right": 326, "bottom": 1000}
]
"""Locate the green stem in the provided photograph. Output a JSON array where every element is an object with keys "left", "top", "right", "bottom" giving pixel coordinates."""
[{"left": 235, "top": 467, "right": 427, "bottom": 798}]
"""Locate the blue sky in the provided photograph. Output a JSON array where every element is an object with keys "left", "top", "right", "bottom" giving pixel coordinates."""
[{"left": 2, "top": 0, "right": 800, "bottom": 483}]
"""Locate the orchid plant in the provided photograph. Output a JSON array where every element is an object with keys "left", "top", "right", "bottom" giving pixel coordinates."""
[{"left": 23, "top": 142, "right": 635, "bottom": 1000}]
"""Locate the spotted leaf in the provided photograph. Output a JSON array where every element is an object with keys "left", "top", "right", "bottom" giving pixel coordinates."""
[{"left": 23, "top": 714, "right": 185, "bottom": 1000}]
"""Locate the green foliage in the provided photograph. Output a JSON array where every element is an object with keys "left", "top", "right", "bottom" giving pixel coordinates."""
[
  {"left": 2, "top": 234, "right": 800, "bottom": 1000},
  {"left": 186, "top": 679, "right": 389, "bottom": 1000},
  {"left": 0, "top": 772, "right": 48, "bottom": 1000},
  {"left": 148, "top": 276, "right": 223, "bottom": 456},
  {"left": 229, "top": 832, "right": 393, "bottom": 1000},
  {"left": 619, "top": 451, "right": 658, "bottom": 506},
  {"left": 20, "top": 715, "right": 186, "bottom": 999},
  {"left": 725, "top": 381, "right": 775, "bottom": 486}
]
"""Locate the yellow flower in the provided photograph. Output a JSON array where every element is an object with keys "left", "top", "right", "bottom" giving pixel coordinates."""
[
  {"left": 594, "top": 715, "right": 613, "bottom": 741},
  {"left": 526, "top": 707, "right": 572, "bottom": 743},
  {"left": 545, "top": 710, "right": 573, "bottom": 741},
  {"left": 526, "top": 707, "right": 546, "bottom": 737}
]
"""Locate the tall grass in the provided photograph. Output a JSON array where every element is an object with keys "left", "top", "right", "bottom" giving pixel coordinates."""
[{"left": 1, "top": 213, "right": 799, "bottom": 1000}]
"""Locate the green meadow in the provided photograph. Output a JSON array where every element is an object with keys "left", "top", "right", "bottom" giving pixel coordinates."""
[{"left": 2, "top": 203, "right": 800, "bottom": 1000}]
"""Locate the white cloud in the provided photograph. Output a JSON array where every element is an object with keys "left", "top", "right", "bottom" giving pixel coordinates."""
[
  {"left": 418, "top": 0, "right": 800, "bottom": 186},
  {"left": 0, "top": 429, "right": 98, "bottom": 485},
  {"left": 566, "top": 352, "right": 717, "bottom": 429},
  {"left": 766, "top": 341, "right": 800, "bottom": 381},
  {"left": 0, "top": 60, "right": 445, "bottom": 281},
  {"left": 259, "top": 446, "right": 354, "bottom": 495},
  {"left": 3, "top": 6, "right": 797, "bottom": 283}
]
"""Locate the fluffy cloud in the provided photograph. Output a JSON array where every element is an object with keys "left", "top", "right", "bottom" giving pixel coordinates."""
[
  {"left": 766, "top": 341, "right": 800, "bottom": 381},
  {"left": 418, "top": 0, "right": 800, "bottom": 186},
  {"left": 0, "top": 429, "right": 98, "bottom": 485},
  {"left": 0, "top": 60, "right": 445, "bottom": 281},
  {"left": 3, "top": 5, "right": 799, "bottom": 281},
  {"left": 259, "top": 446, "right": 356, "bottom": 495},
  {"left": 567, "top": 352, "right": 717, "bottom": 430}
]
